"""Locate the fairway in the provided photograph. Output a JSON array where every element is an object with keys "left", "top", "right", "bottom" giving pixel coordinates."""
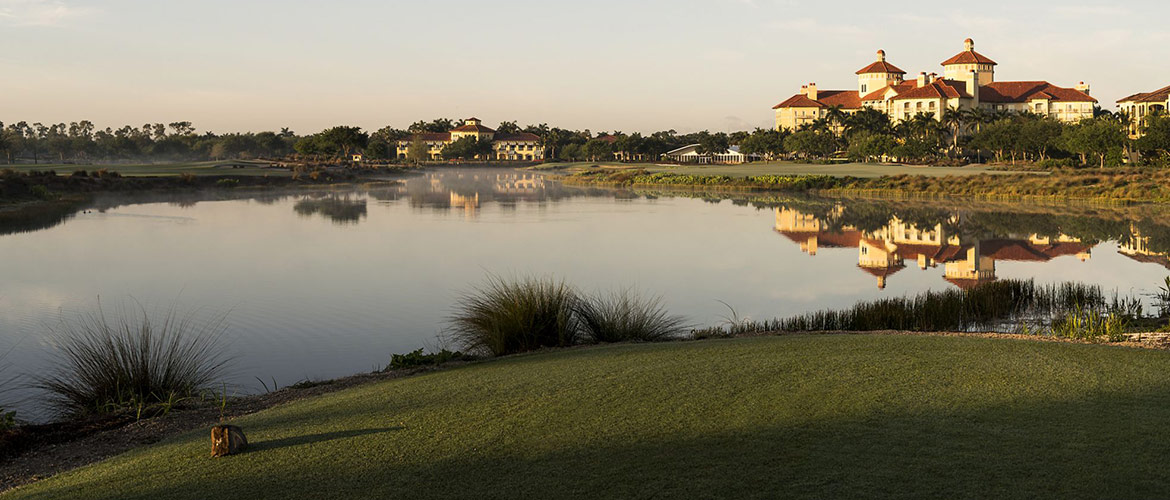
[
  {"left": 540, "top": 161, "right": 1033, "bottom": 178},
  {"left": 7, "top": 334, "right": 1170, "bottom": 500},
  {"left": 1, "top": 160, "right": 290, "bottom": 177}
]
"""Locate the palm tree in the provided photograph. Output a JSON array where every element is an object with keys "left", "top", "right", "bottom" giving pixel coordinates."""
[{"left": 824, "top": 105, "right": 848, "bottom": 137}]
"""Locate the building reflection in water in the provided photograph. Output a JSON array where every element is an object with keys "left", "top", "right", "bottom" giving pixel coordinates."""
[
  {"left": 775, "top": 207, "right": 1093, "bottom": 289},
  {"left": 408, "top": 171, "right": 552, "bottom": 219},
  {"left": 1120, "top": 225, "right": 1170, "bottom": 270}
]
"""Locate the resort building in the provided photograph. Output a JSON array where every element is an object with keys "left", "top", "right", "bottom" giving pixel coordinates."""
[
  {"left": 396, "top": 118, "right": 544, "bottom": 161},
  {"left": 1117, "top": 85, "right": 1170, "bottom": 137},
  {"left": 773, "top": 39, "right": 1097, "bottom": 130}
]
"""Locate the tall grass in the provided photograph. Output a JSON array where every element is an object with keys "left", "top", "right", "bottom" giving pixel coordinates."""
[
  {"left": 450, "top": 277, "right": 691, "bottom": 356},
  {"left": 37, "top": 303, "right": 232, "bottom": 417},
  {"left": 0, "top": 345, "right": 17, "bottom": 429},
  {"left": 450, "top": 276, "right": 581, "bottom": 356},
  {"left": 576, "top": 289, "right": 689, "bottom": 343},
  {"left": 696, "top": 280, "right": 1137, "bottom": 338}
]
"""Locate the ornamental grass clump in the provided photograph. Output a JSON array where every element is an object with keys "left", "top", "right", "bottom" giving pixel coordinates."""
[
  {"left": 576, "top": 289, "right": 688, "bottom": 343},
  {"left": 37, "top": 303, "right": 232, "bottom": 417},
  {"left": 450, "top": 275, "right": 581, "bottom": 356}
]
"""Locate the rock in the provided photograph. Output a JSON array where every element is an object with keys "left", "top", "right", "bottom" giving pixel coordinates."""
[{"left": 210, "top": 425, "right": 248, "bottom": 457}]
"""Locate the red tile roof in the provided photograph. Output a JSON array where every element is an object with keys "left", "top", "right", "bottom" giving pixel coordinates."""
[
  {"left": 495, "top": 133, "right": 541, "bottom": 142},
  {"left": 773, "top": 90, "right": 861, "bottom": 110},
  {"left": 858, "top": 264, "right": 905, "bottom": 278},
  {"left": 1117, "top": 84, "right": 1170, "bottom": 104},
  {"left": 451, "top": 123, "right": 497, "bottom": 133},
  {"left": 890, "top": 79, "right": 972, "bottom": 100},
  {"left": 941, "top": 49, "right": 997, "bottom": 66},
  {"left": 776, "top": 230, "right": 862, "bottom": 248},
  {"left": 856, "top": 61, "right": 906, "bottom": 75},
  {"left": 980, "top": 81, "right": 1096, "bottom": 103},
  {"left": 945, "top": 276, "right": 997, "bottom": 290},
  {"left": 1121, "top": 252, "right": 1170, "bottom": 270},
  {"left": 399, "top": 132, "right": 452, "bottom": 143},
  {"left": 861, "top": 81, "right": 918, "bottom": 101}
]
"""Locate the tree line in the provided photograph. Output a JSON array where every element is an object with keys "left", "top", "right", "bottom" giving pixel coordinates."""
[{"left": 4, "top": 110, "right": 1170, "bottom": 167}]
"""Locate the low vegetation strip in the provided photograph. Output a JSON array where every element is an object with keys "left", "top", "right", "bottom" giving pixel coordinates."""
[
  {"left": 695, "top": 279, "right": 1142, "bottom": 339},
  {"left": 8, "top": 335, "right": 1170, "bottom": 499},
  {"left": 560, "top": 168, "right": 1170, "bottom": 203}
]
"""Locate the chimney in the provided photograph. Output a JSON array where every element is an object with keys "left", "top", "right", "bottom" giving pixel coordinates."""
[
  {"left": 964, "top": 38, "right": 974, "bottom": 51},
  {"left": 806, "top": 82, "right": 818, "bottom": 101},
  {"left": 929, "top": 72, "right": 938, "bottom": 84},
  {"left": 916, "top": 72, "right": 926, "bottom": 88},
  {"left": 876, "top": 49, "right": 886, "bottom": 62},
  {"left": 800, "top": 84, "right": 808, "bottom": 96},
  {"left": 967, "top": 69, "right": 980, "bottom": 102},
  {"left": 1076, "top": 81, "right": 1091, "bottom": 95}
]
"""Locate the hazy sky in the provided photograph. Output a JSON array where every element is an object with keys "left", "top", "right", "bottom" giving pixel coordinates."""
[{"left": 2, "top": 0, "right": 1167, "bottom": 135}]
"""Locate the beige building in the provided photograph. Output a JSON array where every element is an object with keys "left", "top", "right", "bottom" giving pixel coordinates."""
[
  {"left": 396, "top": 118, "right": 544, "bottom": 161},
  {"left": 1117, "top": 85, "right": 1170, "bottom": 137},
  {"left": 773, "top": 39, "right": 1097, "bottom": 131}
]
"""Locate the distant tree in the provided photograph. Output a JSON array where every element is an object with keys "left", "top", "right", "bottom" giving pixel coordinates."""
[
  {"left": 846, "top": 132, "right": 895, "bottom": 162},
  {"left": 408, "top": 118, "right": 455, "bottom": 134},
  {"left": 582, "top": 138, "right": 614, "bottom": 161},
  {"left": 1062, "top": 118, "right": 1127, "bottom": 167},
  {"left": 738, "top": 129, "right": 787, "bottom": 160},
  {"left": 784, "top": 130, "right": 837, "bottom": 159},
  {"left": 407, "top": 135, "right": 430, "bottom": 164},
  {"left": 316, "top": 126, "right": 368, "bottom": 160},
  {"left": 496, "top": 121, "right": 521, "bottom": 134},
  {"left": 1136, "top": 113, "right": 1170, "bottom": 163},
  {"left": 695, "top": 132, "right": 731, "bottom": 155}
]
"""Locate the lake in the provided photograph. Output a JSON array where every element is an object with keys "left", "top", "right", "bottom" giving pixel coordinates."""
[{"left": 3, "top": 167, "right": 1170, "bottom": 418}]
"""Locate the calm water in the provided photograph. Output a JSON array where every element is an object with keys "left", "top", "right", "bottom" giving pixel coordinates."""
[{"left": 3, "top": 168, "right": 1170, "bottom": 417}]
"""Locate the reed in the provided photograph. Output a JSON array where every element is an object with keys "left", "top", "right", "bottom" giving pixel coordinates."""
[{"left": 702, "top": 280, "right": 1135, "bottom": 338}]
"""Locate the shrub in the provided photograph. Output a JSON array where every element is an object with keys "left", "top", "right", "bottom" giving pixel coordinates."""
[
  {"left": 450, "top": 275, "right": 581, "bottom": 356},
  {"left": 1052, "top": 305, "right": 1130, "bottom": 343},
  {"left": 30, "top": 184, "right": 57, "bottom": 201},
  {"left": 37, "top": 303, "right": 232, "bottom": 417},
  {"left": 216, "top": 178, "right": 240, "bottom": 187},
  {"left": 387, "top": 348, "right": 471, "bottom": 370},
  {"left": 576, "top": 289, "right": 688, "bottom": 343}
]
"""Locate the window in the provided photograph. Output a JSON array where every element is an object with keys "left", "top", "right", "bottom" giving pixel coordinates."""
[{"left": 861, "top": 84, "right": 868, "bottom": 93}]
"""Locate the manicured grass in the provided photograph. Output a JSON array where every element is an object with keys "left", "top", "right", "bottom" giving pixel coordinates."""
[
  {"left": 1, "top": 160, "right": 288, "bottom": 177},
  {"left": 9, "top": 335, "right": 1170, "bottom": 499},
  {"left": 540, "top": 161, "right": 1030, "bottom": 178}
]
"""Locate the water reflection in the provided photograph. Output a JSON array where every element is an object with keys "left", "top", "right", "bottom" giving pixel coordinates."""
[
  {"left": 293, "top": 196, "right": 368, "bottom": 224},
  {"left": 4, "top": 167, "right": 1170, "bottom": 420},
  {"left": 773, "top": 203, "right": 1170, "bottom": 290}
]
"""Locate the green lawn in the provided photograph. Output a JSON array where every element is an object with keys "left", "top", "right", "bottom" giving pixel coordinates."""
[
  {"left": 2, "top": 160, "right": 289, "bottom": 177},
  {"left": 8, "top": 334, "right": 1170, "bottom": 499},
  {"left": 540, "top": 161, "right": 1032, "bottom": 178}
]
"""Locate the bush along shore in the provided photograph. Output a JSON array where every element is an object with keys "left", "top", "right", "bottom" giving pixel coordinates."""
[
  {"left": 558, "top": 167, "right": 1170, "bottom": 203},
  {"left": 2, "top": 275, "right": 1170, "bottom": 491},
  {"left": 0, "top": 167, "right": 409, "bottom": 208}
]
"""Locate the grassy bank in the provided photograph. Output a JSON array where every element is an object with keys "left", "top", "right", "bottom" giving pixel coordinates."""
[
  {"left": 0, "top": 160, "right": 290, "bottom": 178},
  {"left": 8, "top": 335, "right": 1170, "bottom": 499},
  {"left": 539, "top": 161, "right": 1023, "bottom": 178},
  {"left": 559, "top": 167, "right": 1170, "bottom": 203}
]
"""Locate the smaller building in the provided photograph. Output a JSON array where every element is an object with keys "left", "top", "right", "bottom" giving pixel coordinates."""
[
  {"left": 395, "top": 118, "right": 544, "bottom": 161},
  {"left": 1117, "top": 85, "right": 1170, "bottom": 137},
  {"left": 662, "top": 144, "right": 759, "bottom": 164}
]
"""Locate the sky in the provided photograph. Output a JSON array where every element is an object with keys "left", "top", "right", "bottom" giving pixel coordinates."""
[{"left": 2, "top": 0, "right": 1168, "bottom": 135}]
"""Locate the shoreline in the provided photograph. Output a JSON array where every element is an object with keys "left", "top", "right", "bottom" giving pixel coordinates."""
[{"left": 3, "top": 328, "right": 1168, "bottom": 493}]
